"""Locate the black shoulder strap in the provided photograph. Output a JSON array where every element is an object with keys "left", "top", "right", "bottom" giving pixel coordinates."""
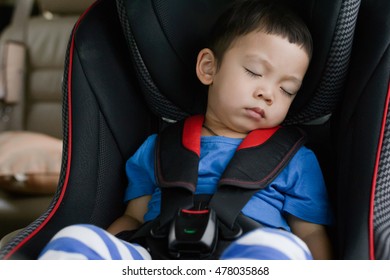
[
  {"left": 155, "top": 115, "right": 203, "bottom": 226},
  {"left": 155, "top": 115, "right": 306, "bottom": 228},
  {"left": 209, "top": 126, "right": 306, "bottom": 229}
]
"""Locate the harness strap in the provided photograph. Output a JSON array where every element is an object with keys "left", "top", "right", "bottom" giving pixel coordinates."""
[
  {"left": 155, "top": 115, "right": 202, "bottom": 226},
  {"left": 155, "top": 115, "right": 306, "bottom": 230},
  {"left": 210, "top": 126, "right": 306, "bottom": 229}
]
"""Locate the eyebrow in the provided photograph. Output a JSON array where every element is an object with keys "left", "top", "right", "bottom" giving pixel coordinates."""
[
  {"left": 245, "top": 54, "right": 272, "bottom": 69},
  {"left": 244, "top": 54, "right": 303, "bottom": 85}
]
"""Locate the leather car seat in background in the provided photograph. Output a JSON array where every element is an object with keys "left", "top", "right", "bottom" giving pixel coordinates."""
[{"left": 0, "top": 0, "right": 95, "bottom": 240}]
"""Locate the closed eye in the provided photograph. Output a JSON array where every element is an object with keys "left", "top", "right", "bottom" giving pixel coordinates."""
[
  {"left": 244, "top": 68, "right": 262, "bottom": 78},
  {"left": 280, "top": 87, "right": 295, "bottom": 97}
]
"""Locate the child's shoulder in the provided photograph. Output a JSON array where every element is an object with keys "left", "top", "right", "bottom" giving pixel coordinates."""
[
  {"left": 144, "top": 133, "right": 158, "bottom": 143},
  {"left": 297, "top": 145, "right": 316, "bottom": 156},
  {"left": 133, "top": 134, "right": 158, "bottom": 155},
  {"left": 290, "top": 145, "right": 321, "bottom": 168}
]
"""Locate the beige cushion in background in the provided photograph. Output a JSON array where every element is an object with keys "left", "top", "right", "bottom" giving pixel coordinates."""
[{"left": 0, "top": 131, "right": 62, "bottom": 195}]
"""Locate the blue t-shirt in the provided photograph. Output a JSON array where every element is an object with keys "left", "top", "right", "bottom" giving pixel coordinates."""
[{"left": 124, "top": 134, "right": 332, "bottom": 231}]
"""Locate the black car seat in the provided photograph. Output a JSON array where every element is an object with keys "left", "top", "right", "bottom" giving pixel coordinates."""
[
  {"left": 0, "top": 0, "right": 388, "bottom": 260},
  {"left": 334, "top": 0, "right": 390, "bottom": 259}
]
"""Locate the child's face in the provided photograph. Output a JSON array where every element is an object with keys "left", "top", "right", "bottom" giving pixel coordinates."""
[{"left": 202, "top": 31, "right": 310, "bottom": 135}]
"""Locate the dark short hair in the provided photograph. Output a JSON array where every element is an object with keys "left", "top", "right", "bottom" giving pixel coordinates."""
[{"left": 208, "top": 0, "right": 313, "bottom": 68}]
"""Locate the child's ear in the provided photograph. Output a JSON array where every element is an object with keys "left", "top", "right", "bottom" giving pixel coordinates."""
[{"left": 196, "top": 48, "right": 216, "bottom": 85}]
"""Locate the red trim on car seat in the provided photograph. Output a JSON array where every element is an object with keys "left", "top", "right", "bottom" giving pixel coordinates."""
[
  {"left": 182, "top": 115, "right": 204, "bottom": 157},
  {"left": 238, "top": 126, "right": 280, "bottom": 150},
  {"left": 369, "top": 82, "right": 390, "bottom": 260},
  {"left": 3, "top": 2, "right": 98, "bottom": 260},
  {"left": 182, "top": 115, "right": 281, "bottom": 153}
]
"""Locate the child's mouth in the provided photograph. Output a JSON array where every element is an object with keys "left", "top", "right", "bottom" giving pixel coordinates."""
[{"left": 246, "top": 107, "right": 265, "bottom": 119}]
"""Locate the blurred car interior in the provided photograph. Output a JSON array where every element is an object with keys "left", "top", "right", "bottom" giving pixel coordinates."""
[{"left": 0, "top": 0, "right": 95, "bottom": 242}]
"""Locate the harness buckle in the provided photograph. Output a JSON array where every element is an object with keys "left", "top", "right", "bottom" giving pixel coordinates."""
[{"left": 168, "top": 208, "right": 218, "bottom": 259}]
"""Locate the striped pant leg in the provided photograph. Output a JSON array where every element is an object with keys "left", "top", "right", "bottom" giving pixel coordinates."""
[
  {"left": 38, "top": 224, "right": 151, "bottom": 260},
  {"left": 220, "top": 227, "right": 313, "bottom": 260}
]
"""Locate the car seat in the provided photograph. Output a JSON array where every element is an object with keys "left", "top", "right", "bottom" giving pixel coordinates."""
[
  {"left": 0, "top": 0, "right": 95, "bottom": 239},
  {"left": 0, "top": 0, "right": 388, "bottom": 260},
  {"left": 334, "top": 0, "right": 390, "bottom": 259}
]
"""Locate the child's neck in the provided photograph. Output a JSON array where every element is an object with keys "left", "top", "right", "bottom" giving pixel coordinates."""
[{"left": 201, "top": 123, "right": 248, "bottom": 138}]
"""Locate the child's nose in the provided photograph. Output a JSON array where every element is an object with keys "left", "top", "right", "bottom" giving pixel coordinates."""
[{"left": 255, "top": 88, "right": 273, "bottom": 105}]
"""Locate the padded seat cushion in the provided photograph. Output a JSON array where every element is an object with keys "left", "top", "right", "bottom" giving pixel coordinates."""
[{"left": 0, "top": 131, "right": 62, "bottom": 195}]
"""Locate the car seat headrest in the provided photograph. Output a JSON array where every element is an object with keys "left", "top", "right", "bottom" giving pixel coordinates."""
[
  {"left": 117, "top": 0, "right": 360, "bottom": 124},
  {"left": 36, "top": 0, "right": 95, "bottom": 15},
  {"left": 117, "top": 0, "right": 226, "bottom": 121}
]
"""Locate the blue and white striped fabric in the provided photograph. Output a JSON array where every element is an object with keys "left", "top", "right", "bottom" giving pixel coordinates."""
[
  {"left": 220, "top": 227, "right": 313, "bottom": 260},
  {"left": 38, "top": 224, "right": 312, "bottom": 260},
  {"left": 38, "top": 224, "right": 151, "bottom": 260}
]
